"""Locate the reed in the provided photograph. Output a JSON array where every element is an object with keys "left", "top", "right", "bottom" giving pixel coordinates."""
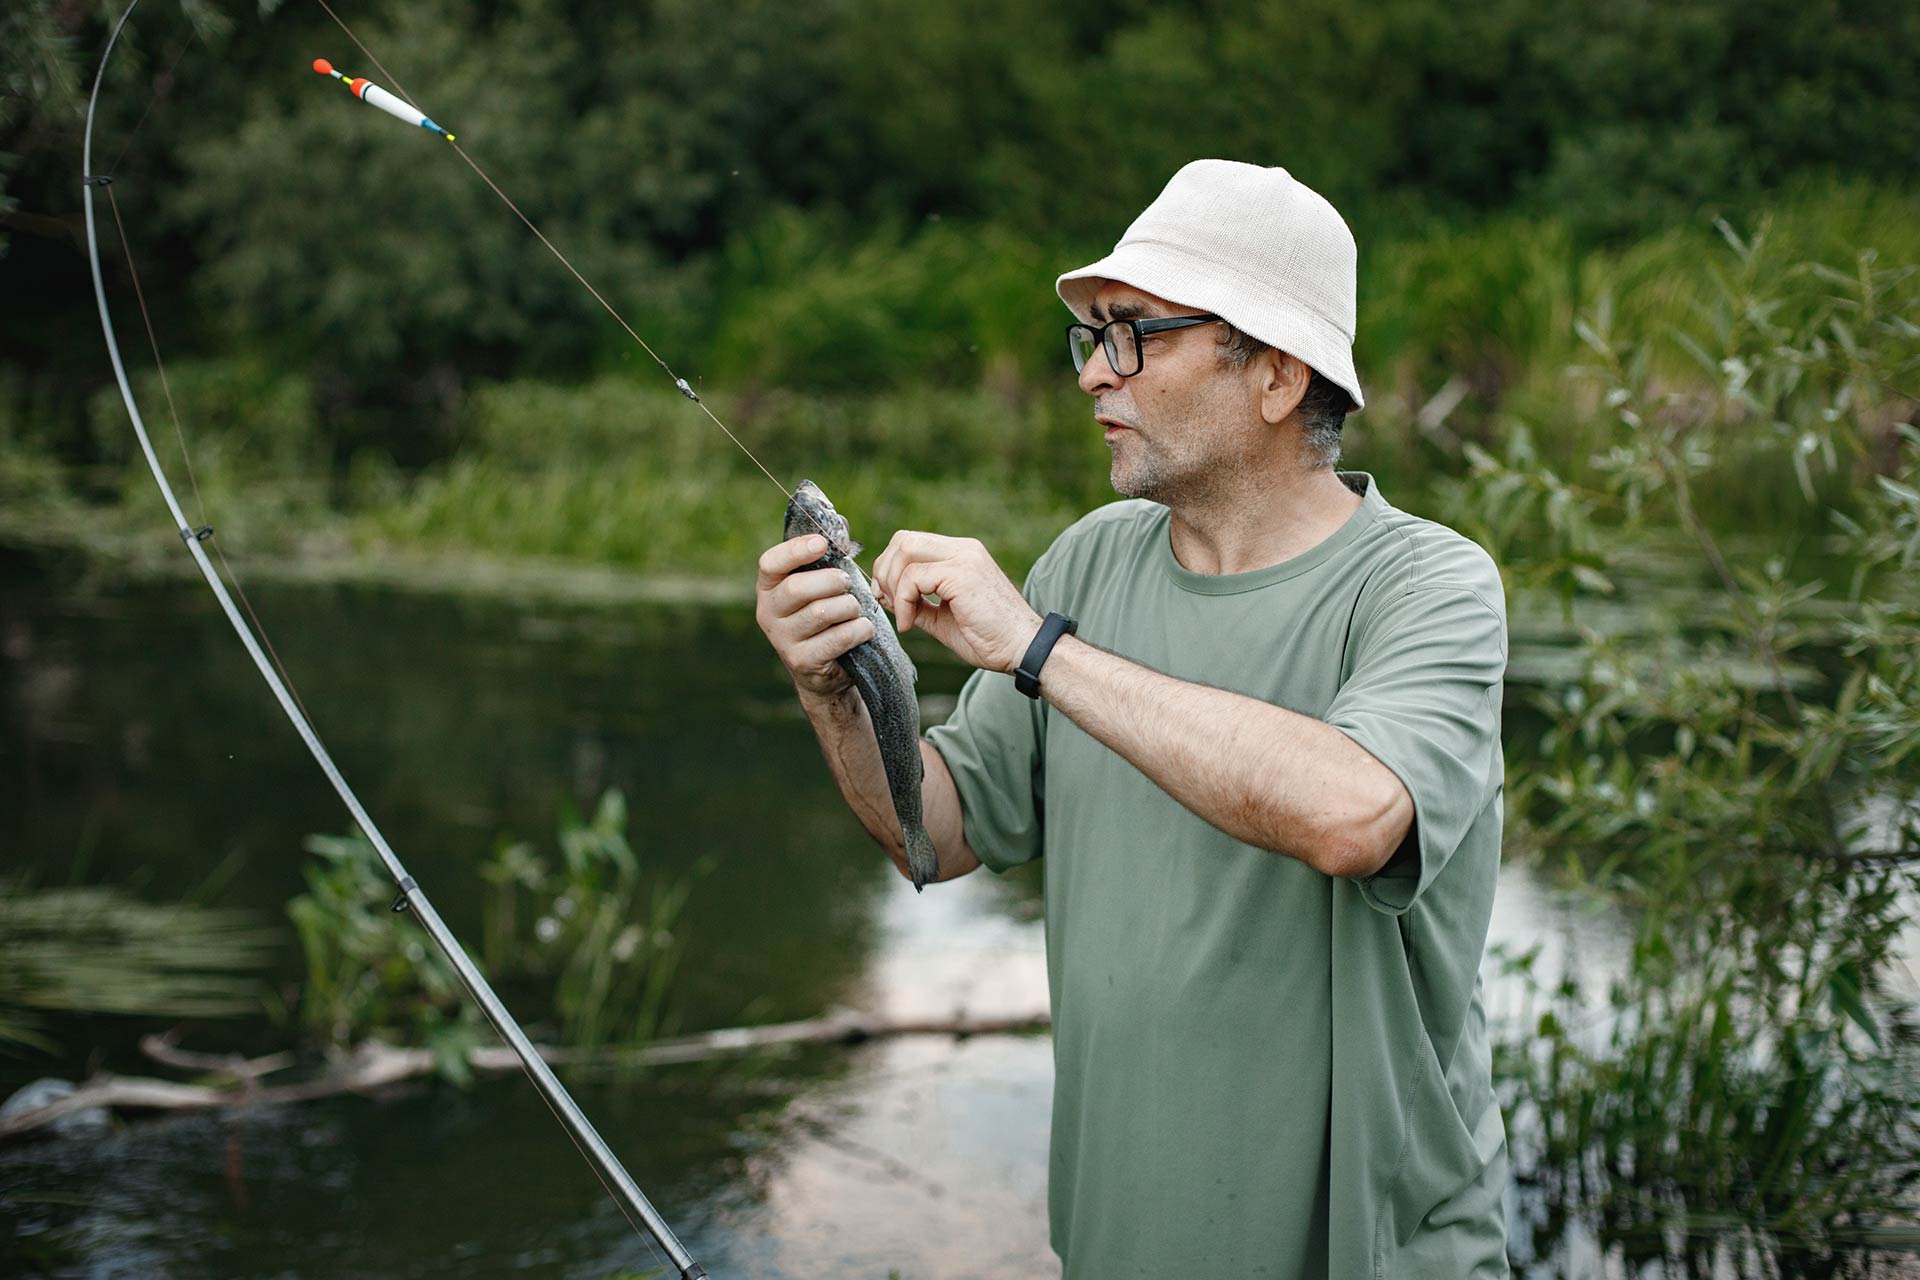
[{"left": 0, "top": 879, "right": 278, "bottom": 1055}]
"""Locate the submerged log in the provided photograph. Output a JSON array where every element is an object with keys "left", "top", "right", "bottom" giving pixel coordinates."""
[{"left": 0, "top": 1008, "right": 1050, "bottom": 1143}]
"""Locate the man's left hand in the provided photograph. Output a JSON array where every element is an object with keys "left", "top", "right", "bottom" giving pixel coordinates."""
[{"left": 871, "top": 532, "right": 1042, "bottom": 674}]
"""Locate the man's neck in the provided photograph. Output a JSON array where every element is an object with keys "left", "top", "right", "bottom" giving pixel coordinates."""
[{"left": 1165, "top": 465, "right": 1364, "bottom": 577}]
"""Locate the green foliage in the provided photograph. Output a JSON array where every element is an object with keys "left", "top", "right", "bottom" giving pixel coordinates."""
[
  {"left": 11, "top": 185, "right": 1915, "bottom": 597},
  {"left": 706, "top": 212, "right": 1066, "bottom": 391},
  {"left": 8, "top": 0, "right": 1920, "bottom": 399},
  {"left": 286, "top": 829, "right": 481, "bottom": 1066},
  {"left": 1461, "top": 222, "right": 1920, "bottom": 1265},
  {"left": 86, "top": 355, "right": 321, "bottom": 484},
  {"left": 0, "top": 877, "right": 277, "bottom": 1056},
  {"left": 288, "top": 788, "right": 698, "bottom": 1082},
  {"left": 1495, "top": 896, "right": 1920, "bottom": 1270},
  {"left": 506, "top": 789, "right": 701, "bottom": 1053}
]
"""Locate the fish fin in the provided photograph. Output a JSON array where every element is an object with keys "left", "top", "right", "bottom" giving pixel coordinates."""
[
  {"left": 846, "top": 536, "right": 864, "bottom": 559},
  {"left": 905, "top": 826, "right": 938, "bottom": 892}
]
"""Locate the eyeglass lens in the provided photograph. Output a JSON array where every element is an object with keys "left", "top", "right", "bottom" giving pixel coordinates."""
[{"left": 1068, "top": 322, "right": 1141, "bottom": 376}]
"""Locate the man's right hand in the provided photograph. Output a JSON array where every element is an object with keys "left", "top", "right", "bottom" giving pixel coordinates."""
[{"left": 755, "top": 534, "right": 877, "bottom": 700}]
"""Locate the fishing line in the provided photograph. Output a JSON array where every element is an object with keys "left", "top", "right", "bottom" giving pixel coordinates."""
[
  {"left": 103, "top": 30, "right": 200, "bottom": 180},
  {"left": 312, "top": 0, "right": 798, "bottom": 507},
  {"left": 100, "top": 183, "right": 316, "bottom": 732}
]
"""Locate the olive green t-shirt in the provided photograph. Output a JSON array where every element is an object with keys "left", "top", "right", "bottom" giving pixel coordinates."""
[{"left": 926, "top": 474, "right": 1510, "bottom": 1279}]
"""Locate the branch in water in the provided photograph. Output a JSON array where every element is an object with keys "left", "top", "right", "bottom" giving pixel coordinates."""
[{"left": 0, "top": 1009, "right": 1052, "bottom": 1143}]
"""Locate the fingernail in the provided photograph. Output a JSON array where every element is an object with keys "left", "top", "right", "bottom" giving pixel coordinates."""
[
  {"left": 841, "top": 570, "right": 853, "bottom": 589},
  {"left": 809, "top": 537, "right": 826, "bottom": 553}
]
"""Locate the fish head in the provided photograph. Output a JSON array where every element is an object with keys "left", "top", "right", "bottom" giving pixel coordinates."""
[{"left": 785, "top": 479, "right": 863, "bottom": 559}]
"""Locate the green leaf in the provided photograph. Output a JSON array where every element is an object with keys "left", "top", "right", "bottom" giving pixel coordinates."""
[{"left": 1827, "top": 964, "right": 1883, "bottom": 1050}]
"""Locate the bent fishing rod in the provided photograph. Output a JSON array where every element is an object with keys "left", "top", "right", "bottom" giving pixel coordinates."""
[{"left": 81, "top": 2, "right": 714, "bottom": 1273}]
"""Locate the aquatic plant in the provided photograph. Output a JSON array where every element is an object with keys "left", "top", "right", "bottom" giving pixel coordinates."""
[
  {"left": 0, "top": 878, "right": 277, "bottom": 1056},
  {"left": 503, "top": 788, "right": 705, "bottom": 1054},
  {"left": 287, "top": 828, "right": 483, "bottom": 1080},
  {"left": 1456, "top": 221, "right": 1920, "bottom": 1271},
  {"left": 288, "top": 788, "right": 699, "bottom": 1083}
]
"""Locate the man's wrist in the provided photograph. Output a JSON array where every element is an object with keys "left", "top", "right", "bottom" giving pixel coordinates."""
[
  {"left": 1014, "top": 611, "right": 1078, "bottom": 695},
  {"left": 1003, "top": 612, "right": 1045, "bottom": 675},
  {"left": 796, "top": 680, "right": 861, "bottom": 721}
]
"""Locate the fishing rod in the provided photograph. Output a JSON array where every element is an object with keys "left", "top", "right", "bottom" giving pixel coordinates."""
[{"left": 80, "top": 3, "right": 708, "bottom": 1275}]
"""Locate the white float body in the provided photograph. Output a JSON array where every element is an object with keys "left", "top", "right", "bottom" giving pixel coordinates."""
[{"left": 359, "top": 81, "right": 429, "bottom": 131}]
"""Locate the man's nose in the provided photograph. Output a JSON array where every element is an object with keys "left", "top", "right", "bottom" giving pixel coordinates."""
[{"left": 1077, "top": 343, "right": 1122, "bottom": 396}]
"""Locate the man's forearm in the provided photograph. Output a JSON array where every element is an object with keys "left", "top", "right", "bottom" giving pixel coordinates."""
[
  {"left": 796, "top": 687, "right": 979, "bottom": 882},
  {"left": 1037, "top": 635, "right": 1412, "bottom": 878}
]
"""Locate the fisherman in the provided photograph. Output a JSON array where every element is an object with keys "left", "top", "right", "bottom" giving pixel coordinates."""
[{"left": 754, "top": 159, "right": 1510, "bottom": 1278}]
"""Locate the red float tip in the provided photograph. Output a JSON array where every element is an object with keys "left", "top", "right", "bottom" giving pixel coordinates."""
[{"left": 312, "top": 58, "right": 333, "bottom": 76}]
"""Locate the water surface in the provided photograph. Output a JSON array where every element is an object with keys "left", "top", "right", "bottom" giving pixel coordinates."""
[{"left": 0, "top": 565, "right": 1709, "bottom": 1278}]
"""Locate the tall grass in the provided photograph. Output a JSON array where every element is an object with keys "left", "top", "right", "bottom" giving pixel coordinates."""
[
  {"left": 0, "top": 879, "right": 278, "bottom": 1055},
  {"left": 354, "top": 380, "right": 1100, "bottom": 578}
]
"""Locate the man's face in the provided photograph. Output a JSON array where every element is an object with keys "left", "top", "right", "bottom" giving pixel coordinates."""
[{"left": 1077, "top": 281, "right": 1265, "bottom": 506}]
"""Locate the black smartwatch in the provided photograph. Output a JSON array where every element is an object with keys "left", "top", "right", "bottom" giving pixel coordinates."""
[{"left": 1014, "top": 612, "right": 1078, "bottom": 698}]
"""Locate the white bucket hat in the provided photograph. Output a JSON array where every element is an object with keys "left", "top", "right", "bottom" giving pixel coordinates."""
[{"left": 1056, "top": 159, "right": 1364, "bottom": 411}]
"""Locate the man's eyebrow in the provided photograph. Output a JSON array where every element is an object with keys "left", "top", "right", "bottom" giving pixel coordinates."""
[{"left": 1094, "top": 300, "right": 1150, "bottom": 324}]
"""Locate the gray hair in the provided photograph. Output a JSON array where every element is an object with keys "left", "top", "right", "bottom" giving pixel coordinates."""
[{"left": 1216, "top": 324, "right": 1347, "bottom": 468}]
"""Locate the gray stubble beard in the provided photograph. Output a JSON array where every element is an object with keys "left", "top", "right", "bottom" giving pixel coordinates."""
[{"left": 1108, "top": 422, "right": 1265, "bottom": 511}]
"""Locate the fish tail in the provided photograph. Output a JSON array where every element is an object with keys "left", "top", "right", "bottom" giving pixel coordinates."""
[{"left": 905, "top": 825, "right": 939, "bottom": 893}]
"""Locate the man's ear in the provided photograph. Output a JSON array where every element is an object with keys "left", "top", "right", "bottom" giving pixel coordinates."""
[{"left": 1259, "top": 350, "right": 1311, "bottom": 426}]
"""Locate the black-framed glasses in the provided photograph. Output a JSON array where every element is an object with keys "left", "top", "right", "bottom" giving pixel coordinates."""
[{"left": 1066, "top": 313, "right": 1224, "bottom": 377}]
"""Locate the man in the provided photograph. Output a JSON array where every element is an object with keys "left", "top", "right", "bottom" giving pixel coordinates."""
[{"left": 755, "top": 160, "right": 1510, "bottom": 1278}]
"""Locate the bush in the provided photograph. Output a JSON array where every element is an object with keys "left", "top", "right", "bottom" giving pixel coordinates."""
[{"left": 1457, "top": 218, "right": 1920, "bottom": 1270}]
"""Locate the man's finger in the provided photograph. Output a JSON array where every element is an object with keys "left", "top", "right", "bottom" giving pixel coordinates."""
[
  {"left": 892, "top": 561, "right": 946, "bottom": 635},
  {"left": 797, "top": 615, "right": 876, "bottom": 668},
  {"left": 876, "top": 529, "right": 955, "bottom": 583},
  {"left": 795, "top": 590, "right": 863, "bottom": 637},
  {"left": 872, "top": 532, "right": 904, "bottom": 603},
  {"left": 757, "top": 535, "right": 827, "bottom": 591},
  {"left": 773, "top": 566, "right": 853, "bottom": 617},
  {"left": 877, "top": 532, "right": 956, "bottom": 607}
]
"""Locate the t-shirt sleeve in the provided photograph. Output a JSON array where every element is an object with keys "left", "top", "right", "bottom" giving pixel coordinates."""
[
  {"left": 921, "top": 567, "right": 1052, "bottom": 873},
  {"left": 1324, "top": 582, "right": 1506, "bottom": 915}
]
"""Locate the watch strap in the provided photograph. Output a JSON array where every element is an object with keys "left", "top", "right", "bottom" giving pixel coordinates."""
[{"left": 1014, "top": 612, "right": 1078, "bottom": 698}]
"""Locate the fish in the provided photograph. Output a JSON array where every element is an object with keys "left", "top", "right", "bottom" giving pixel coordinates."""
[{"left": 784, "top": 480, "right": 939, "bottom": 890}]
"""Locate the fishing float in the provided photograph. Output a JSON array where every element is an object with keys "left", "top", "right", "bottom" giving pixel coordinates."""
[{"left": 312, "top": 58, "right": 454, "bottom": 140}]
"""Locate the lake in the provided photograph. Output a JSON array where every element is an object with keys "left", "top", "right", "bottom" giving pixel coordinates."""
[{"left": 0, "top": 559, "right": 1894, "bottom": 1278}]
